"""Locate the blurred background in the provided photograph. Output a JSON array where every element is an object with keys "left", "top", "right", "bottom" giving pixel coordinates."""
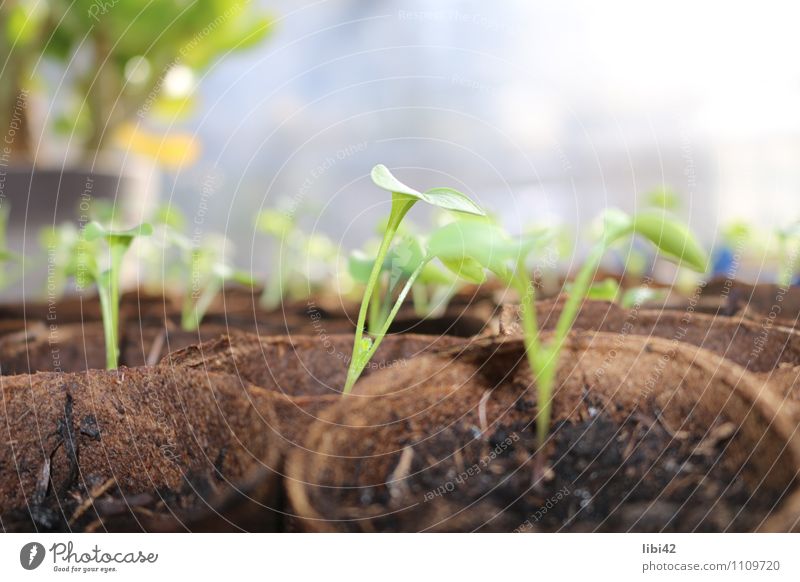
[{"left": 2, "top": 0, "right": 800, "bottom": 297}]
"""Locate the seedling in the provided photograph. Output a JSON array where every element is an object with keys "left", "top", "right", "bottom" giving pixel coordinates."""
[
  {"left": 0, "top": 205, "right": 22, "bottom": 291},
  {"left": 348, "top": 233, "right": 458, "bottom": 332},
  {"left": 76, "top": 221, "right": 153, "bottom": 369},
  {"left": 178, "top": 235, "right": 254, "bottom": 331},
  {"left": 39, "top": 222, "right": 81, "bottom": 298},
  {"left": 343, "top": 165, "right": 485, "bottom": 393},
  {"left": 775, "top": 222, "right": 800, "bottom": 287},
  {"left": 428, "top": 209, "right": 707, "bottom": 446},
  {"left": 256, "top": 208, "right": 337, "bottom": 309},
  {"left": 139, "top": 203, "right": 189, "bottom": 293}
]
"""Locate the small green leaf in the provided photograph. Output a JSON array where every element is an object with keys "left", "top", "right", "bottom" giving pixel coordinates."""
[
  {"left": 595, "top": 208, "right": 634, "bottom": 242},
  {"left": 572, "top": 278, "right": 620, "bottom": 302},
  {"left": 427, "top": 220, "right": 538, "bottom": 276},
  {"left": 84, "top": 221, "right": 153, "bottom": 242},
  {"left": 419, "top": 187, "right": 484, "bottom": 216},
  {"left": 371, "top": 164, "right": 421, "bottom": 197},
  {"left": 255, "top": 209, "right": 294, "bottom": 237},
  {"left": 439, "top": 256, "right": 486, "bottom": 284},
  {"left": 370, "top": 165, "right": 485, "bottom": 216},
  {"left": 632, "top": 211, "right": 708, "bottom": 272},
  {"left": 348, "top": 250, "right": 375, "bottom": 284}
]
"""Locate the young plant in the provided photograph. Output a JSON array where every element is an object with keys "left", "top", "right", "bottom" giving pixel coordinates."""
[
  {"left": 428, "top": 210, "right": 707, "bottom": 446},
  {"left": 39, "top": 222, "right": 81, "bottom": 298},
  {"left": 348, "top": 233, "right": 458, "bottom": 332},
  {"left": 256, "top": 208, "right": 338, "bottom": 309},
  {"left": 343, "top": 165, "right": 485, "bottom": 393},
  {"left": 775, "top": 221, "right": 800, "bottom": 287},
  {"left": 75, "top": 221, "right": 153, "bottom": 369},
  {"left": 178, "top": 235, "right": 254, "bottom": 331},
  {"left": 0, "top": 205, "right": 22, "bottom": 291}
]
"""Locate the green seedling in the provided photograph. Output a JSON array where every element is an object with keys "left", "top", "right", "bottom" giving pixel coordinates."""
[
  {"left": 39, "top": 222, "right": 81, "bottom": 298},
  {"left": 566, "top": 277, "right": 669, "bottom": 309},
  {"left": 348, "top": 233, "right": 459, "bottom": 332},
  {"left": 76, "top": 221, "right": 153, "bottom": 369},
  {"left": 429, "top": 209, "right": 707, "bottom": 446},
  {"left": 178, "top": 235, "right": 254, "bottom": 331},
  {"left": 775, "top": 222, "right": 800, "bottom": 287},
  {"left": 256, "top": 208, "right": 337, "bottom": 310},
  {"left": 0, "top": 205, "right": 22, "bottom": 291},
  {"left": 567, "top": 277, "right": 621, "bottom": 303},
  {"left": 139, "top": 203, "right": 189, "bottom": 293},
  {"left": 343, "top": 165, "right": 485, "bottom": 393}
]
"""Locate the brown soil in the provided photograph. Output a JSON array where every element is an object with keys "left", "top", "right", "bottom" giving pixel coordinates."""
[
  {"left": 699, "top": 278, "right": 800, "bottom": 326},
  {"left": 499, "top": 297, "right": 800, "bottom": 403},
  {"left": 163, "top": 332, "right": 466, "bottom": 398},
  {"left": 287, "top": 332, "right": 800, "bottom": 532},
  {"left": 0, "top": 366, "right": 283, "bottom": 532}
]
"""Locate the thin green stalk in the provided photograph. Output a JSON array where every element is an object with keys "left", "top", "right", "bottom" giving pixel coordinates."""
[
  {"left": 183, "top": 279, "right": 222, "bottom": 331},
  {"left": 260, "top": 245, "right": 286, "bottom": 310},
  {"left": 550, "top": 242, "right": 606, "bottom": 356},
  {"left": 411, "top": 282, "right": 429, "bottom": 315},
  {"left": 344, "top": 260, "right": 426, "bottom": 392},
  {"left": 96, "top": 274, "right": 118, "bottom": 370},
  {"left": 345, "top": 199, "right": 414, "bottom": 392}
]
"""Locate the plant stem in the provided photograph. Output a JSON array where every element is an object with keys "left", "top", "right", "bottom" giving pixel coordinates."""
[
  {"left": 261, "top": 237, "right": 287, "bottom": 310},
  {"left": 344, "top": 259, "right": 425, "bottom": 393},
  {"left": 182, "top": 279, "right": 221, "bottom": 331},
  {"left": 411, "top": 282, "right": 429, "bottom": 316},
  {"left": 345, "top": 198, "right": 414, "bottom": 393}
]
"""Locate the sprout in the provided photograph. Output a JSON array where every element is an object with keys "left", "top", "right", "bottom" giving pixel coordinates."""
[
  {"left": 0, "top": 205, "right": 21, "bottom": 291},
  {"left": 256, "top": 207, "right": 337, "bottom": 309},
  {"left": 775, "top": 222, "right": 800, "bottom": 287},
  {"left": 348, "top": 232, "right": 459, "bottom": 332},
  {"left": 178, "top": 235, "right": 254, "bottom": 331},
  {"left": 76, "top": 221, "right": 153, "bottom": 369},
  {"left": 343, "top": 165, "right": 485, "bottom": 393},
  {"left": 139, "top": 203, "right": 189, "bottom": 293},
  {"left": 430, "top": 209, "right": 707, "bottom": 445},
  {"left": 39, "top": 222, "right": 81, "bottom": 298}
]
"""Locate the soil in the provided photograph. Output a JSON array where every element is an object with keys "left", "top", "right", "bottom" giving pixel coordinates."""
[
  {"left": 287, "top": 332, "right": 800, "bottom": 532},
  {"left": 498, "top": 297, "right": 800, "bottom": 404},
  {"left": 699, "top": 278, "right": 800, "bottom": 326},
  {"left": 0, "top": 365, "right": 283, "bottom": 532},
  {"left": 163, "top": 332, "right": 466, "bottom": 397}
]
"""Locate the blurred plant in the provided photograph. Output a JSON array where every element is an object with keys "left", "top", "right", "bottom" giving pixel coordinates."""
[
  {"left": 255, "top": 207, "right": 338, "bottom": 310},
  {"left": 775, "top": 221, "right": 800, "bottom": 287},
  {"left": 71, "top": 221, "right": 153, "bottom": 369},
  {"left": 1, "top": 0, "right": 272, "bottom": 162},
  {"left": 343, "top": 165, "right": 485, "bottom": 394},
  {"left": 177, "top": 234, "right": 253, "bottom": 331},
  {"left": 0, "top": 205, "right": 22, "bottom": 291},
  {"left": 39, "top": 221, "right": 81, "bottom": 297},
  {"left": 138, "top": 202, "right": 189, "bottom": 293}
]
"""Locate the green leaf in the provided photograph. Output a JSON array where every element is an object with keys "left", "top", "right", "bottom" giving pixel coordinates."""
[
  {"left": 595, "top": 208, "right": 634, "bottom": 242},
  {"left": 371, "top": 164, "right": 421, "bottom": 197},
  {"left": 632, "top": 211, "right": 708, "bottom": 272},
  {"left": 427, "top": 220, "right": 538, "bottom": 276},
  {"left": 348, "top": 250, "right": 375, "bottom": 284},
  {"left": 255, "top": 209, "right": 294, "bottom": 237},
  {"left": 439, "top": 256, "right": 486, "bottom": 284},
  {"left": 370, "top": 165, "right": 485, "bottom": 216},
  {"left": 582, "top": 278, "right": 620, "bottom": 302},
  {"left": 84, "top": 221, "right": 153, "bottom": 242}
]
